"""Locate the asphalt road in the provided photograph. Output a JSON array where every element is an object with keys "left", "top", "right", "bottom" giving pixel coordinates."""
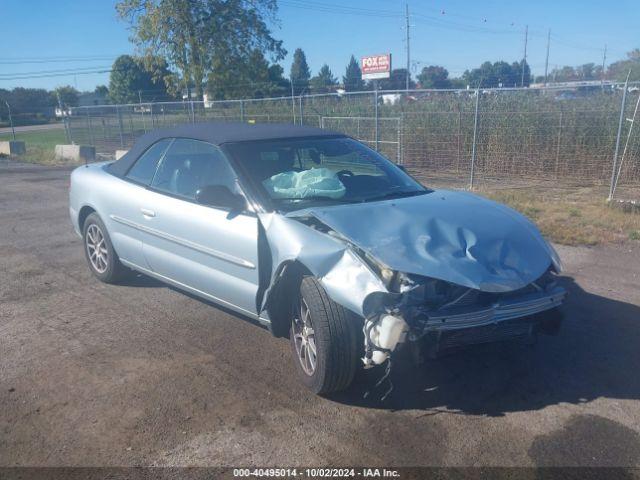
[
  {"left": 1, "top": 162, "right": 640, "bottom": 468},
  {"left": 0, "top": 123, "right": 64, "bottom": 135}
]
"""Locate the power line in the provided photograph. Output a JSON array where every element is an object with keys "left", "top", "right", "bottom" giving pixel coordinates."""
[
  {"left": 0, "top": 66, "right": 112, "bottom": 78},
  {"left": 0, "top": 69, "right": 114, "bottom": 81},
  {"left": 280, "top": 0, "right": 622, "bottom": 57},
  {"left": 279, "top": 0, "right": 400, "bottom": 18},
  {"left": 0, "top": 57, "right": 118, "bottom": 65},
  {"left": 0, "top": 54, "right": 119, "bottom": 61}
]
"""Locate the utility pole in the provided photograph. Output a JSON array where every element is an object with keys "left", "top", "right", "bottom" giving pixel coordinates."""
[
  {"left": 521, "top": 25, "right": 528, "bottom": 87},
  {"left": 405, "top": 2, "right": 411, "bottom": 92},
  {"left": 601, "top": 44, "right": 608, "bottom": 90},
  {"left": 544, "top": 29, "right": 551, "bottom": 86}
]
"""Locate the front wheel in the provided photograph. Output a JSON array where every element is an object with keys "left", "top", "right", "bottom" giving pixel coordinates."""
[
  {"left": 290, "top": 276, "right": 360, "bottom": 394},
  {"left": 82, "top": 212, "right": 128, "bottom": 284}
]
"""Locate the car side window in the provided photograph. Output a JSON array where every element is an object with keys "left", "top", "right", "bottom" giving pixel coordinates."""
[
  {"left": 150, "top": 138, "right": 240, "bottom": 201},
  {"left": 125, "top": 139, "right": 172, "bottom": 185}
]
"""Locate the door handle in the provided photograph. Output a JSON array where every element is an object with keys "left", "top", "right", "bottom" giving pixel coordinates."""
[{"left": 140, "top": 208, "right": 156, "bottom": 218}]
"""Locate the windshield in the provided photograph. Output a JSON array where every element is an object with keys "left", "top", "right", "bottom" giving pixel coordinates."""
[{"left": 225, "top": 136, "right": 429, "bottom": 211}]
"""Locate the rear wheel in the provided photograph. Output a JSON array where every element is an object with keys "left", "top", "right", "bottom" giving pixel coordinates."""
[
  {"left": 290, "top": 276, "right": 360, "bottom": 394},
  {"left": 82, "top": 213, "right": 128, "bottom": 283}
]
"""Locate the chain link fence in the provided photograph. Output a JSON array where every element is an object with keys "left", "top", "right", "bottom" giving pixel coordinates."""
[{"left": 67, "top": 85, "right": 640, "bottom": 201}]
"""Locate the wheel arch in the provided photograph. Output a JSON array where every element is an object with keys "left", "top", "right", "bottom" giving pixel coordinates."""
[
  {"left": 265, "top": 260, "right": 312, "bottom": 338},
  {"left": 78, "top": 205, "right": 97, "bottom": 232}
]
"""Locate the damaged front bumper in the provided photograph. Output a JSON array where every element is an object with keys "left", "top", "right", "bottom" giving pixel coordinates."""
[
  {"left": 415, "top": 285, "right": 566, "bottom": 332},
  {"left": 363, "top": 282, "right": 566, "bottom": 366}
]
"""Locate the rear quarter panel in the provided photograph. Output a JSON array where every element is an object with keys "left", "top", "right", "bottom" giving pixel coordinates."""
[{"left": 69, "top": 163, "right": 147, "bottom": 267}]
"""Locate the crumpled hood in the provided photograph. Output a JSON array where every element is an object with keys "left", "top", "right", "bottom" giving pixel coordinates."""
[{"left": 290, "top": 190, "right": 559, "bottom": 292}]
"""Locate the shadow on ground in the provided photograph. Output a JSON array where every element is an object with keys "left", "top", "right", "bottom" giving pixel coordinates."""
[
  {"left": 329, "top": 276, "right": 640, "bottom": 416},
  {"left": 119, "top": 272, "right": 640, "bottom": 418}
]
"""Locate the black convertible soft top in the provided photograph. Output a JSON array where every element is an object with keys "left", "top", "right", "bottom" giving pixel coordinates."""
[{"left": 109, "top": 122, "right": 344, "bottom": 176}]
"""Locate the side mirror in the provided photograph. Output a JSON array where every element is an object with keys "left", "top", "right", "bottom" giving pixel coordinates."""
[{"left": 195, "top": 185, "right": 246, "bottom": 212}]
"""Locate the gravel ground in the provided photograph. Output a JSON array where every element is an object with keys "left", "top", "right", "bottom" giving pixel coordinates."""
[{"left": 1, "top": 162, "right": 640, "bottom": 468}]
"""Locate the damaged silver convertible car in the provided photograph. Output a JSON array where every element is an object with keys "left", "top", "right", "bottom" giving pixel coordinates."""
[{"left": 69, "top": 123, "right": 565, "bottom": 394}]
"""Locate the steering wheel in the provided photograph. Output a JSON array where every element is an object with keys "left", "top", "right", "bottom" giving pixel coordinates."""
[{"left": 336, "top": 169, "right": 354, "bottom": 179}]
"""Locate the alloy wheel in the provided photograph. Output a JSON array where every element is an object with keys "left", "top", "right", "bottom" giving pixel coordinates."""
[
  {"left": 292, "top": 297, "right": 317, "bottom": 376},
  {"left": 86, "top": 224, "right": 108, "bottom": 274}
]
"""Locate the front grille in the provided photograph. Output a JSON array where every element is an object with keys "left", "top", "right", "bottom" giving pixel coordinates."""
[
  {"left": 418, "top": 285, "right": 565, "bottom": 330},
  {"left": 437, "top": 318, "right": 533, "bottom": 352}
]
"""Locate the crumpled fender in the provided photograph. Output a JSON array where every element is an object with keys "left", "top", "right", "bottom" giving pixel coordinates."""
[{"left": 258, "top": 213, "right": 388, "bottom": 317}]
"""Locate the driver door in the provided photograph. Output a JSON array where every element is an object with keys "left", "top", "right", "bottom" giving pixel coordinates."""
[{"left": 139, "top": 138, "right": 260, "bottom": 316}]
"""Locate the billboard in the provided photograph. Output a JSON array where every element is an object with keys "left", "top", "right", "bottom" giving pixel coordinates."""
[{"left": 361, "top": 54, "right": 392, "bottom": 80}]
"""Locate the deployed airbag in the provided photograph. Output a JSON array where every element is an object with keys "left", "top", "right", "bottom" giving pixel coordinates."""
[{"left": 263, "top": 168, "right": 346, "bottom": 199}]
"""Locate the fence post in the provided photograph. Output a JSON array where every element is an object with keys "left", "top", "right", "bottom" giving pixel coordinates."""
[
  {"left": 456, "top": 106, "right": 462, "bottom": 173},
  {"left": 612, "top": 87, "right": 640, "bottom": 199},
  {"left": 150, "top": 103, "right": 155, "bottom": 129},
  {"left": 240, "top": 100, "right": 245, "bottom": 122},
  {"left": 397, "top": 117, "right": 401, "bottom": 164},
  {"left": 116, "top": 105, "right": 124, "bottom": 148},
  {"left": 140, "top": 104, "right": 147, "bottom": 133},
  {"left": 3, "top": 101, "right": 16, "bottom": 141},
  {"left": 608, "top": 73, "right": 630, "bottom": 201},
  {"left": 291, "top": 85, "right": 296, "bottom": 124},
  {"left": 63, "top": 115, "right": 71, "bottom": 144},
  {"left": 554, "top": 110, "right": 563, "bottom": 177},
  {"left": 190, "top": 100, "right": 195, "bottom": 123},
  {"left": 374, "top": 88, "right": 379, "bottom": 152},
  {"left": 299, "top": 95, "right": 304, "bottom": 125},
  {"left": 469, "top": 88, "right": 481, "bottom": 189},
  {"left": 85, "top": 108, "right": 95, "bottom": 146}
]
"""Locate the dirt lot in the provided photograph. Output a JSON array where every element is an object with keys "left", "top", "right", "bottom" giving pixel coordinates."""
[{"left": 1, "top": 162, "right": 640, "bottom": 469}]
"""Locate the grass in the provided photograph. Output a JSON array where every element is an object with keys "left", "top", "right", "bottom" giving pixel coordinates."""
[
  {"left": 0, "top": 128, "right": 69, "bottom": 165},
  {"left": 483, "top": 187, "right": 640, "bottom": 246}
]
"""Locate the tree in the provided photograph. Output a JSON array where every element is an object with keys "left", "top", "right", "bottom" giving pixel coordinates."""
[
  {"left": 108, "top": 55, "right": 169, "bottom": 103},
  {"left": 607, "top": 49, "right": 640, "bottom": 82},
  {"left": 94, "top": 85, "right": 109, "bottom": 97},
  {"left": 290, "top": 48, "right": 311, "bottom": 95},
  {"left": 55, "top": 86, "right": 80, "bottom": 108},
  {"left": 267, "top": 64, "right": 292, "bottom": 97},
  {"left": 0, "top": 88, "right": 55, "bottom": 124},
  {"left": 417, "top": 65, "right": 450, "bottom": 89},
  {"left": 207, "top": 49, "right": 289, "bottom": 99},
  {"left": 6, "top": 88, "right": 54, "bottom": 112},
  {"left": 116, "top": 0, "right": 285, "bottom": 100},
  {"left": 310, "top": 64, "right": 337, "bottom": 93},
  {"left": 343, "top": 55, "right": 365, "bottom": 91},
  {"left": 461, "top": 60, "right": 528, "bottom": 88},
  {"left": 376, "top": 68, "right": 414, "bottom": 90},
  {"left": 94, "top": 85, "right": 109, "bottom": 103},
  {"left": 576, "top": 63, "right": 596, "bottom": 80}
]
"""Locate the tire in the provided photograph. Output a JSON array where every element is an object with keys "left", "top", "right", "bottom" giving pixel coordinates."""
[
  {"left": 82, "top": 212, "right": 128, "bottom": 284},
  {"left": 289, "top": 276, "right": 360, "bottom": 394}
]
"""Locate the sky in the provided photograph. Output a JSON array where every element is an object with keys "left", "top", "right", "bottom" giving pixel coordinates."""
[{"left": 1, "top": 0, "right": 638, "bottom": 92}]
